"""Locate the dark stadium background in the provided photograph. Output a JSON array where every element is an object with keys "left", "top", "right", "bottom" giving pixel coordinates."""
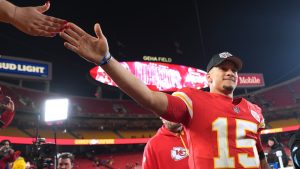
[
  {"left": 1, "top": 0, "right": 300, "bottom": 97},
  {"left": 1, "top": 0, "right": 300, "bottom": 168}
]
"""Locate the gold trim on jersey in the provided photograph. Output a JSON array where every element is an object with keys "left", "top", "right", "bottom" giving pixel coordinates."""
[{"left": 172, "top": 92, "right": 193, "bottom": 118}]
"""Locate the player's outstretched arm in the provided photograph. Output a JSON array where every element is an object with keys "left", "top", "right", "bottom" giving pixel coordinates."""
[
  {"left": 0, "top": 0, "right": 67, "bottom": 37},
  {"left": 60, "top": 22, "right": 168, "bottom": 116}
]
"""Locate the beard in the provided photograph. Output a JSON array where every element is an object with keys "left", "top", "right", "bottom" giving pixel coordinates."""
[
  {"left": 165, "top": 123, "right": 182, "bottom": 132},
  {"left": 223, "top": 85, "right": 234, "bottom": 93}
]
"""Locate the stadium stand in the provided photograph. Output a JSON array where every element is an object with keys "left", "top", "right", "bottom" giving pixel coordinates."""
[
  {"left": 0, "top": 81, "right": 154, "bottom": 117},
  {"left": 268, "top": 118, "right": 300, "bottom": 128},
  {"left": 238, "top": 76, "right": 300, "bottom": 129},
  {"left": 76, "top": 152, "right": 142, "bottom": 169},
  {"left": 75, "top": 130, "right": 119, "bottom": 139},
  {"left": 24, "top": 127, "right": 75, "bottom": 139},
  {"left": 1, "top": 75, "right": 300, "bottom": 168},
  {"left": 249, "top": 76, "right": 300, "bottom": 109},
  {"left": 0, "top": 127, "right": 29, "bottom": 137},
  {"left": 118, "top": 130, "right": 157, "bottom": 138}
]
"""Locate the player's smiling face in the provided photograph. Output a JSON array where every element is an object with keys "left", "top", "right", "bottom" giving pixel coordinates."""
[{"left": 207, "top": 61, "right": 238, "bottom": 96}]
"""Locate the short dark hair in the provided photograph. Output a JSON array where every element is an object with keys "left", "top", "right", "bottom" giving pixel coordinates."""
[
  {"left": 58, "top": 152, "right": 74, "bottom": 164},
  {"left": 0, "top": 140, "right": 11, "bottom": 146}
]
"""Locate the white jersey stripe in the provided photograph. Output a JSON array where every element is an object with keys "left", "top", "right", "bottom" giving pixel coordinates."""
[{"left": 172, "top": 92, "right": 193, "bottom": 118}]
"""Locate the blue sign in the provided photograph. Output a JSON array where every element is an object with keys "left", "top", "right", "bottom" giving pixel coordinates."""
[{"left": 0, "top": 55, "right": 52, "bottom": 81}]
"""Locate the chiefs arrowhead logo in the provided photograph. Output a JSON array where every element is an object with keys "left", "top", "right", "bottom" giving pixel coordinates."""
[{"left": 171, "top": 147, "right": 188, "bottom": 161}]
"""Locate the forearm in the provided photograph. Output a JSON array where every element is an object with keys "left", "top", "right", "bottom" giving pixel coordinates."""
[
  {"left": 257, "top": 134, "right": 270, "bottom": 169},
  {"left": 60, "top": 22, "right": 168, "bottom": 114},
  {"left": 102, "top": 58, "right": 168, "bottom": 115},
  {"left": 0, "top": 0, "right": 16, "bottom": 23}
]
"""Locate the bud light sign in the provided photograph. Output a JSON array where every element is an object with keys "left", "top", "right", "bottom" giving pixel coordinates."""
[{"left": 0, "top": 55, "right": 52, "bottom": 80}]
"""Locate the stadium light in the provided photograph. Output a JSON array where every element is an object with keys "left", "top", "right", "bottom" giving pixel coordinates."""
[
  {"left": 43, "top": 98, "right": 69, "bottom": 169},
  {"left": 44, "top": 98, "right": 69, "bottom": 123}
]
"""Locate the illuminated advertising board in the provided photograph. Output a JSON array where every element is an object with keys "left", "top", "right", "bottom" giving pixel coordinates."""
[
  {"left": 90, "top": 62, "right": 264, "bottom": 90},
  {"left": 0, "top": 55, "right": 52, "bottom": 80},
  {"left": 90, "top": 62, "right": 208, "bottom": 92},
  {"left": 237, "top": 73, "right": 265, "bottom": 88}
]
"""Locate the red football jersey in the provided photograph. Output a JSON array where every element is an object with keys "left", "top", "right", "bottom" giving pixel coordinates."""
[
  {"left": 162, "top": 88, "right": 265, "bottom": 169},
  {"left": 142, "top": 125, "right": 189, "bottom": 169}
]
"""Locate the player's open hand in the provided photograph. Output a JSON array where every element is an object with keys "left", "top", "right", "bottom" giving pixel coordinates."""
[
  {"left": 12, "top": 1, "right": 67, "bottom": 37},
  {"left": 60, "top": 22, "right": 109, "bottom": 65}
]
